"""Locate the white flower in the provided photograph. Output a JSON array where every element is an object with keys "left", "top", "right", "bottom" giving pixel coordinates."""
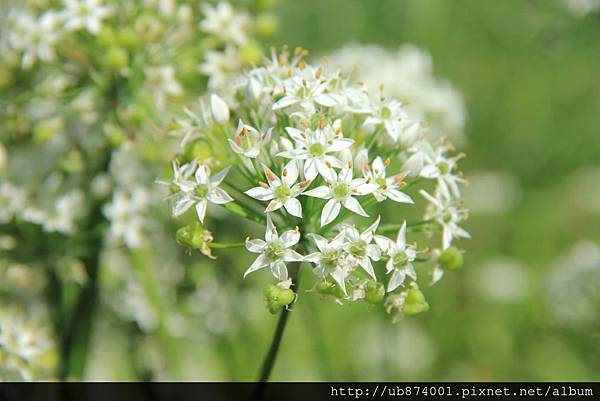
[
  {"left": 303, "top": 166, "right": 378, "bottom": 226},
  {"left": 243, "top": 215, "right": 304, "bottom": 282},
  {"left": 62, "top": 0, "right": 113, "bottom": 35},
  {"left": 340, "top": 216, "right": 382, "bottom": 280},
  {"left": 419, "top": 142, "right": 465, "bottom": 199},
  {"left": 272, "top": 73, "right": 337, "bottom": 113},
  {"left": 210, "top": 94, "right": 230, "bottom": 124},
  {"left": 363, "top": 156, "right": 414, "bottom": 204},
  {"left": 363, "top": 98, "right": 410, "bottom": 142},
  {"left": 103, "top": 188, "right": 150, "bottom": 249},
  {"left": 9, "top": 11, "right": 62, "bottom": 69},
  {"left": 200, "top": 1, "right": 249, "bottom": 46},
  {"left": 420, "top": 189, "right": 470, "bottom": 249},
  {"left": 245, "top": 161, "right": 311, "bottom": 218},
  {"left": 228, "top": 120, "right": 271, "bottom": 158},
  {"left": 277, "top": 122, "right": 353, "bottom": 181},
  {"left": 199, "top": 47, "right": 243, "bottom": 92},
  {"left": 304, "top": 232, "right": 352, "bottom": 294},
  {"left": 374, "top": 221, "right": 417, "bottom": 292},
  {"left": 171, "top": 160, "right": 233, "bottom": 223}
]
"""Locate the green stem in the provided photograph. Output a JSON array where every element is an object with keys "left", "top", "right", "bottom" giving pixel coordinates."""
[{"left": 209, "top": 242, "right": 245, "bottom": 249}]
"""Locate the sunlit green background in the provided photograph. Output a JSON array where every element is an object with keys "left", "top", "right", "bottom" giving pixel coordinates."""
[{"left": 195, "top": 0, "right": 600, "bottom": 381}]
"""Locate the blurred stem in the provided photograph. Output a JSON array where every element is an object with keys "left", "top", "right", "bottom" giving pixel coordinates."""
[
  {"left": 253, "top": 259, "right": 303, "bottom": 399},
  {"left": 209, "top": 242, "right": 245, "bottom": 249}
]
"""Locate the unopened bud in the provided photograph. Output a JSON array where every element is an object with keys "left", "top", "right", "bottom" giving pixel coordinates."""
[
  {"left": 403, "top": 288, "right": 429, "bottom": 316},
  {"left": 439, "top": 246, "right": 463, "bottom": 271}
]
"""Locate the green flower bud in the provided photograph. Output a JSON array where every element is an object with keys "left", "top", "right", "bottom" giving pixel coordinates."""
[
  {"left": 184, "top": 139, "right": 214, "bottom": 163},
  {"left": 117, "top": 28, "right": 141, "bottom": 50},
  {"left": 365, "top": 281, "right": 385, "bottom": 304},
  {"left": 439, "top": 246, "right": 463, "bottom": 271},
  {"left": 176, "top": 223, "right": 206, "bottom": 250},
  {"left": 267, "top": 300, "right": 282, "bottom": 314},
  {"left": 276, "top": 288, "right": 295, "bottom": 306},
  {"left": 316, "top": 280, "right": 335, "bottom": 295},
  {"left": 263, "top": 284, "right": 279, "bottom": 300},
  {"left": 403, "top": 288, "right": 430, "bottom": 316}
]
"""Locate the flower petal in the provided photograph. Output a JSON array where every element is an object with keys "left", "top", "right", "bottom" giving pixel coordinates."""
[
  {"left": 303, "top": 185, "right": 330, "bottom": 199},
  {"left": 208, "top": 187, "right": 233, "bottom": 204},
  {"left": 245, "top": 186, "right": 274, "bottom": 201},
  {"left": 280, "top": 230, "right": 300, "bottom": 248},
  {"left": 243, "top": 254, "right": 269, "bottom": 278},
  {"left": 195, "top": 199, "right": 208, "bottom": 223},
  {"left": 245, "top": 238, "right": 266, "bottom": 253},
  {"left": 343, "top": 197, "right": 368, "bottom": 217},
  {"left": 283, "top": 197, "right": 302, "bottom": 218},
  {"left": 321, "top": 198, "right": 341, "bottom": 226}
]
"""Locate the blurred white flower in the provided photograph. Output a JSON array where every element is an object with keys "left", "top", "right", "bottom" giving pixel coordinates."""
[
  {"left": 200, "top": 2, "right": 249, "bottom": 46},
  {"left": 464, "top": 171, "right": 521, "bottom": 214},
  {"left": 61, "top": 0, "right": 113, "bottom": 35},
  {"left": 562, "top": 0, "right": 600, "bottom": 16}
]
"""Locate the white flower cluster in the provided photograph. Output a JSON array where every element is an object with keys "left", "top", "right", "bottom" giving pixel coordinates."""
[
  {"left": 327, "top": 44, "right": 467, "bottom": 144},
  {"left": 0, "top": 314, "right": 51, "bottom": 381},
  {"left": 562, "top": 0, "right": 600, "bottom": 16},
  {"left": 167, "top": 48, "right": 470, "bottom": 318}
]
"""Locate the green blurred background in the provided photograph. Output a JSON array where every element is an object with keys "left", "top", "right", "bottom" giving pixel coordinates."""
[{"left": 214, "top": 0, "right": 600, "bottom": 381}]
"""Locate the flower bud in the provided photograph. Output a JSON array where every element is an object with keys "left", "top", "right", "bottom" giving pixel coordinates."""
[
  {"left": 365, "top": 281, "right": 385, "bottom": 304},
  {"left": 439, "top": 246, "right": 463, "bottom": 271},
  {"left": 403, "top": 288, "right": 430, "bottom": 316},
  {"left": 276, "top": 288, "right": 295, "bottom": 306},
  {"left": 176, "top": 223, "right": 206, "bottom": 250},
  {"left": 264, "top": 284, "right": 295, "bottom": 308},
  {"left": 240, "top": 40, "right": 263, "bottom": 65},
  {"left": 256, "top": 13, "right": 278, "bottom": 38},
  {"left": 267, "top": 300, "right": 282, "bottom": 314},
  {"left": 105, "top": 47, "right": 129, "bottom": 69},
  {"left": 263, "top": 284, "right": 279, "bottom": 300},
  {"left": 210, "top": 94, "right": 229, "bottom": 124}
]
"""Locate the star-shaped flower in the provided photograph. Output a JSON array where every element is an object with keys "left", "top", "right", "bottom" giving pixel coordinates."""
[
  {"left": 243, "top": 215, "right": 304, "bottom": 282},
  {"left": 272, "top": 73, "right": 337, "bottom": 112},
  {"left": 228, "top": 120, "right": 271, "bottom": 159},
  {"left": 244, "top": 161, "right": 310, "bottom": 218},
  {"left": 277, "top": 121, "right": 353, "bottom": 181},
  {"left": 304, "top": 232, "right": 352, "bottom": 294},
  {"left": 374, "top": 221, "right": 417, "bottom": 292},
  {"left": 362, "top": 156, "right": 414, "bottom": 204},
  {"left": 420, "top": 189, "right": 470, "bottom": 249},
  {"left": 419, "top": 142, "right": 466, "bottom": 199},
  {"left": 303, "top": 166, "right": 378, "bottom": 226},
  {"left": 62, "top": 0, "right": 113, "bottom": 35},
  {"left": 170, "top": 160, "right": 233, "bottom": 223},
  {"left": 339, "top": 216, "right": 382, "bottom": 280}
]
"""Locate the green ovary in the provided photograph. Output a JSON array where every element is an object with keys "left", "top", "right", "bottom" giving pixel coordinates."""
[
  {"left": 350, "top": 240, "right": 367, "bottom": 258},
  {"left": 393, "top": 252, "right": 408, "bottom": 266},
  {"left": 309, "top": 142, "right": 325, "bottom": 157},
  {"left": 264, "top": 242, "right": 284, "bottom": 261},
  {"left": 332, "top": 183, "right": 350, "bottom": 201},
  {"left": 274, "top": 185, "right": 291, "bottom": 200},
  {"left": 194, "top": 184, "right": 209, "bottom": 198}
]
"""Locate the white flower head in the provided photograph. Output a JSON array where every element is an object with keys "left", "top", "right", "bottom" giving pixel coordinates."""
[
  {"left": 303, "top": 165, "right": 378, "bottom": 226},
  {"left": 245, "top": 161, "right": 311, "bottom": 218},
  {"left": 243, "top": 215, "right": 304, "bottom": 282},
  {"left": 171, "top": 160, "right": 233, "bottom": 223},
  {"left": 304, "top": 231, "right": 351, "bottom": 294},
  {"left": 419, "top": 142, "right": 466, "bottom": 199}
]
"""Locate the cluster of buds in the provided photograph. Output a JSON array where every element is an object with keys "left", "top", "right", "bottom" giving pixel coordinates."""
[{"left": 166, "top": 47, "right": 469, "bottom": 319}]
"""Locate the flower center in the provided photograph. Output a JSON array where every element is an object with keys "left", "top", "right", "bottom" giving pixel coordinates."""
[
  {"left": 264, "top": 242, "right": 284, "bottom": 261},
  {"left": 375, "top": 177, "right": 387, "bottom": 187},
  {"left": 350, "top": 240, "right": 367, "bottom": 258},
  {"left": 393, "top": 252, "right": 408, "bottom": 266},
  {"left": 309, "top": 142, "right": 325, "bottom": 157},
  {"left": 332, "top": 183, "right": 350, "bottom": 201},
  {"left": 381, "top": 106, "right": 392, "bottom": 119},
  {"left": 194, "top": 184, "right": 209, "bottom": 198},
  {"left": 274, "top": 185, "right": 291, "bottom": 200},
  {"left": 321, "top": 250, "right": 342, "bottom": 270},
  {"left": 437, "top": 161, "right": 449, "bottom": 175}
]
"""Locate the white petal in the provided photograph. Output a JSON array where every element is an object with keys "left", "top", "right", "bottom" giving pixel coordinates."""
[
  {"left": 431, "top": 266, "right": 444, "bottom": 285},
  {"left": 265, "top": 200, "right": 284, "bottom": 213},
  {"left": 303, "top": 185, "right": 330, "bottom": 199},
  {"left": 330, "top": 267, "right": 348, "bottom": 295},
  {"left": 270, "top": 261, "right": 289, "bottom": 282},
  {"left": 396, "top": 221, "right": 407, "bottom": 248},
  {"left": 245, "top": 187, "right": 274, "bottom": 201},
  {"left": 195, "top": 200, "right": 208, "bottom": 223},
  {"left": 343, "top": 197, "right": 368, "bottom": 217},
  {"left": 387, "top": 269, "right": 406, "bottom": 292},
  {"left": 210, "top": 94, "right": 229, "bottom": 123},
  {"left": 361, "top": 215, "right": 381, "bottom": 242},
  {"left": 374, "top": 235, "right": 394, "bottom": 254},
  {"left": 304, "top": 158, "right": 318, "bottom": 180},
  {"left": 321, "top": 199, "right": 341, "bottom": 226},
  {"left": 309, "top": 234, "right": 328, "bottom": 253},
  {"left": 328, "top": 138, "right": 354, "bottom": 152},
  {"left": 283, "top": 249, "right": 304, "bottom": 262},
  {"left": 283, "top": 160, "right": 299, "bottom": 187},
  {"left": 314, "top": 93, "right": 337, "bottom": 107},
  {"left": 210, "top": 166, "right": 231, "bottom": 186},
  {"left": 265, "top": 214, "right": 277, "bottom": 242},
  {"left": 386, "top": 189, "right": 414, "bottom": 204},
  {"left": 283, "top": 198, "right": 302, "bottom": 218},
  {"left": 172, "top": 195, "right": 194, "bottom": 217},
  {"left": 208, "top": 187, "right": 233, "bottom": 204},
  {"left": 245, "top": 239, "right": 266, "bottom": 253},
  {"left": 280, "top": 230, "right": 300, "bottom": 248},
  {"left": 285, "top": 127, "right": 306, "bottom": 143},
  {"left": 359, "top": 258, "right": 376, "bottom": 280},
  {"left": 316, "top": 159, "right": 335, "bottom": 181},
  {"left": 195, "top": 164, "right": 210, "bottom": 184},
  {"left": 243, "top": 254, "right": 269, "bottom": 278},
  {"left": 273, "top": 96, "right": 298, "bottom": 110}
]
